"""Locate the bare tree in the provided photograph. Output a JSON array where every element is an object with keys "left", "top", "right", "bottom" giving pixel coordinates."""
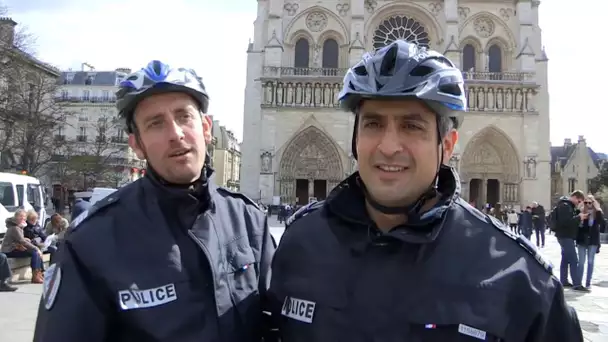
[
  {"left": 0, "top": 65, "right": 71, "bottom": 175},
  {"left": 67, "top": 115, "right": 124, "bottom": 188},
  {"left": 0, "top": 5, "right": 71, "bottom": 175}
]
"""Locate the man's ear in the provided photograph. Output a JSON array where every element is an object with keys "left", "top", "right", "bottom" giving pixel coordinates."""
[
  {"left": 202, "top": 114, "right": 212, "bottom": 144},
  {"left": 128, "top": 134, "right": 145, "bottom": 160},
  {"left": 442, "top": 129, "right": 459, "bottom": 163}
]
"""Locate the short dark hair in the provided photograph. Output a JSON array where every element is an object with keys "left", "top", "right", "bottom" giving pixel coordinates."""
[
  {"left": 570, "top": 190, "right": 585, "bottom": 200},
  {"left": 438, "top": 116, "right": 455, "bottom": 139}
]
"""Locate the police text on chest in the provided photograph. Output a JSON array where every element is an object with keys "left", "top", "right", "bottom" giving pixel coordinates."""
[
  {"left": 118, "top": 283, "right": 177, "bottom": 310},
  {"left": 281, "top": 296, "right": 316, "bottom": 323}
]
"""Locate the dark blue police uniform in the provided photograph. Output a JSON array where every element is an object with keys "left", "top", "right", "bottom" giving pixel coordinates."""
[
  {"left": 268, "top": 166, "right": 583, "bottom": 342},
  {"left": 33, "top": 167, "right": 276, "bottom": 342}
]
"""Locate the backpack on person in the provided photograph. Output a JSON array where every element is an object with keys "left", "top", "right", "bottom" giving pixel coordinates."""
[{"left": 548, "top": 206, "right": 558, "bottom": 232}]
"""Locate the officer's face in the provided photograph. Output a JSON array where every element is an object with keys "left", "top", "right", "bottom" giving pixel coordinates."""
[
  {"left": 356, "top": 99, "right": 458, "bottom": 208},
  {"left": 129, "top": 92, "right": 212, "bottom": 184}
]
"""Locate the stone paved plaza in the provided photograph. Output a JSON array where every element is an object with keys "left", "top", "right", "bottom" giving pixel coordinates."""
[{"left": 0, "top": 222, "right": 605, "bottom": 341}]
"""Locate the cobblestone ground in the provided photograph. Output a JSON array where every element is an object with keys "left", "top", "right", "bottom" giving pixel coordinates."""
[{"left": 0, "top": 221, "right": 604, "bottom": 342}]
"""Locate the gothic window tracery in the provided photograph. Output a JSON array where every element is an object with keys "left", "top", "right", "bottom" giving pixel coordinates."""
[{"left": 372, "top": 15, "right": 430, "bottom": 50}]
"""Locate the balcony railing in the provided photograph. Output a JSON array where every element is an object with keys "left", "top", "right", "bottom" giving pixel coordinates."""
[
  {"left": 462, "top": 71, "right": 535, "bottom": 83},
  {"left": 262, "top": 66, "right": 349, "bottom": 78},
  {"left": 55, "top": 96, "right": 117, "bottom": 104},
  {"left": 261, "top": 66, "right": 535, "bottom": 84},
  {"left": 76, "top": 135, "right": 87, "bottom": 142}
]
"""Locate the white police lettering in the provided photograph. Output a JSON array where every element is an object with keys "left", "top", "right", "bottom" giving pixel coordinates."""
[
  {"left": 118, "top": 283, "right": 177, "bottom": 310},
  {"left": 458, "top": 324, "right": 487, "bottom": 340},
  {"left": 281, "top": 296, "right": 316, "bottom": 323}
]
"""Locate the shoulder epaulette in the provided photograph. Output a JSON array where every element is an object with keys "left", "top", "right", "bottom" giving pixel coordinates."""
[
  {"left": 69, "top": 194, "right": 120, "bottom": 233},
  {"left": 285, "top": 201, "right": 324, "bottom": 227},
  {"left": 486, "top": 214, "right": 553, "bottom": 274},
  {"left": 216, "top": 187, "right": 261, "bottom": 210}
]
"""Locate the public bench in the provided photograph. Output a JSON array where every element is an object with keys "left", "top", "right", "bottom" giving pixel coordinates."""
[{"left": 0, "top": 236, "right": 51, "bottom": 282}]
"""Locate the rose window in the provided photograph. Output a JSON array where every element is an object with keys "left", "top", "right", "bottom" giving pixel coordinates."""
[{"left": 373, "top": 15, "right": 430, "bottom": 49}]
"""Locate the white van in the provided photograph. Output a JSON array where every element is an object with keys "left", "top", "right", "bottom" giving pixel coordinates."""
[
  {"left": 89, "top": 187, "right": 117, "bottom": 206},
  {"left": 0, "top": 172, "right": 48, "bottom": 235}
]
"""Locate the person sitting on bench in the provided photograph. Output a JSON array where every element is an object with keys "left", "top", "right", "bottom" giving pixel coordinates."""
[{"left": 0, "top": 209, "right": 44, "bottom": 284}]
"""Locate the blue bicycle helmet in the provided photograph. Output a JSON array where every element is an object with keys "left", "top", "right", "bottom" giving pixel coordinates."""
[
  {"left": 339, "top": 40, "right": 466, "bottom": 128},
  {"left": 116, "top": 60, "right": 209, "bottom": 133}
]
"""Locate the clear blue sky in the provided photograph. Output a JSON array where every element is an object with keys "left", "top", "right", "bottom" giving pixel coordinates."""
[{"left": 5, "top": 0, "right": 606, "bottom": 152}]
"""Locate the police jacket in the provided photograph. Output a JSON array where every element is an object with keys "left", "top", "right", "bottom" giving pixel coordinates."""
[
  {"left": 268, "top": 167, "right": 583, "bottom": 342},
  {"left": 33, "top": 167, "right": 276, "bottom": 342},
  {"left": 553, "top": 197, "right": 581, "bottom": 240}
]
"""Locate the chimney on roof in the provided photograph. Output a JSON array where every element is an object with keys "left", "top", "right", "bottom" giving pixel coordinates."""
[
  {"left": 0, "top": 17, "right": 17, "bottom": 47},
  {"left": 564, "top": 138, "right": 572, "bottom": 148},
  {"left": 578, "top": 135, "right": 586, "bottom": 144}
]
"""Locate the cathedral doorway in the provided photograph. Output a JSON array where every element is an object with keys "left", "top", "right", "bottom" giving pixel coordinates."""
[
  {"left": 279, "top": 126, "right": 344, "bottom": 204},
  {"left": 460, "top": 126, "right": 520, "bottom": 208}
]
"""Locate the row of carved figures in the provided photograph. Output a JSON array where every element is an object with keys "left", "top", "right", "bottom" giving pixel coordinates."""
[{"left": 261, "top": 82, "right": 537, "bottom": 112}]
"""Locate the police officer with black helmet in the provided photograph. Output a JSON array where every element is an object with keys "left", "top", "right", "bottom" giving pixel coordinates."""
[
  {"left": 267, "top": 40, "right": 583, "bottom": 341},
  {"left": 34, "top": 61, "right": 276, "bottom": 341}
]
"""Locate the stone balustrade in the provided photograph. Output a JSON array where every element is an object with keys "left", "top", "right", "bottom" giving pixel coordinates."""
[{"left": 260, "top": 80, "right": 538, "bottom": 113}]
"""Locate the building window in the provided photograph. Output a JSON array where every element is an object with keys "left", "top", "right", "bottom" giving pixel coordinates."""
[
  {"left": 568, "top": 178, "right": 576, "bottom": 193},
  {"left": 322, "top": 39, "right": 339, "bottom": 69},
  {"left": 294, "top": 38, "right": 310, "bottom": 68},
  {"left": 462, "top": 44, "right": 476, "bottom": 72},
  {"left": 373, "top": 15, "right": 430, "bottom": 50},
  {"left": 488, "top": 44, "right": 502, "bottom": 72}
]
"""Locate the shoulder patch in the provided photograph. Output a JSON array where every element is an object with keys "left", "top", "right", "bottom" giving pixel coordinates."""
[
  {"left": 216, "top": 187, "right": 261, "bottom": 210},
  {"left": 43, "top": 263, "right": 62, "bottom": 310},
  {"left": 69, "top": 194, "right": 120, "bottom": 233},
  {"left": 486, "top": 213, "right": 553, "bottom": 274},
  {"left": 285, "top": 201, "right": 324, "bottom": 227}
]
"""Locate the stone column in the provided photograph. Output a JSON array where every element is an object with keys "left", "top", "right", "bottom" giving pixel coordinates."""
[
  {"left": 481, "top": 179, "right": 487, "bottom": 205},
  {"left": 308, "top": 179, "right": 315, "bottom": 201}
]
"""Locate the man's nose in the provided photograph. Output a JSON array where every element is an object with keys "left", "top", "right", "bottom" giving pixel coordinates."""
[
  {"left": 377, "top": 124, "right": 403, "bottom": 156},
  {"left": 167, "top": 120, "right": 185, "bottom": 141}
]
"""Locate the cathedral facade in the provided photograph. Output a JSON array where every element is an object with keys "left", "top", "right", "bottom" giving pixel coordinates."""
[{"left": 241, "top": 0, "right": 551, "bottom": 209}]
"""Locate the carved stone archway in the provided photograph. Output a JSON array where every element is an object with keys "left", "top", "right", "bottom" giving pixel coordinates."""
[
  {"left": 460, "top": 126, "right": 520, "bottom": 208},
  {"left": 279, "top": 126, "right": 343, "bottom": 204}
]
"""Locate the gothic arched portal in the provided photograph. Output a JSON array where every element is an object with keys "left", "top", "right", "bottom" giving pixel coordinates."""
[
  {"left": 279, "top": 126, "right": 343, "bottom": 205},
  {"left": 460, "top": 126, "right": 520, "bottom": 208}
]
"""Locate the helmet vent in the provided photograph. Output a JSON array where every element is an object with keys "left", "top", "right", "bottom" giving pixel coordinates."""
[
  {"left": 438, "top": 83, "right": 462, "bottom": 96},
  {"left": 379, "top": 43, "right": 398, "bottom": 76},
  {"left": 410, "top": 65, "right": 434, "bottom": 77},
  {"left": 353, "top": 65, "right": 368, "bottom": 76}
]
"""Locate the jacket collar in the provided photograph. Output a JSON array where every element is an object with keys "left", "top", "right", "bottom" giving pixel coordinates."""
[
  {"left": 325, "top": 165, "right": 461, "bottom": 247},
  {"left": 142, "top": 160, "right": 216, "bottom": 209}
]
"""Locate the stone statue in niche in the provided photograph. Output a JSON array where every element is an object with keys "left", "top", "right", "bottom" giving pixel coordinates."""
[
  {"left": 261, "top": 152, "right": 272, "bottom": 174},
  {"left": 525, "top": 157, "right": 537, "bottom": 178}
]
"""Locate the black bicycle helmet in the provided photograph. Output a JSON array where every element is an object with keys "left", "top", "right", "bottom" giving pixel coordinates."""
[
  {"left": 116, "top": 60, "right": 209, "bottom": 133},
  {"left": 339, "top": 39, "right": 466, "bottom": 128}
]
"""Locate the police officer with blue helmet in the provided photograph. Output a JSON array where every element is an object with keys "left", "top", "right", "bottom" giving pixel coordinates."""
[
  {"left": 33, "top": 61, "right": 276, "bottom": 342},
  {"left": 268, "top": 40, "right": 583, "bottom": 341}
]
